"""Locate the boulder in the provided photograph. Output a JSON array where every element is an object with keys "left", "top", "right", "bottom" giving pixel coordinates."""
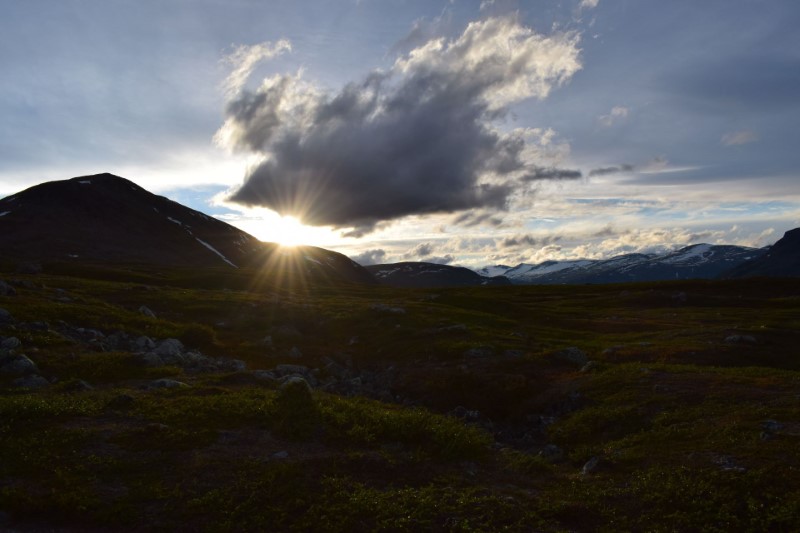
[
  {"left": 555, "top": 347, "right": 589, "bottom": 366},
  {"left": 0, "top": 354, "right": 38, "bottom": 375},
  {"left": 0, "top": 281, "right": 16, "bottom": 296},
  {"left": 13, "top": 374, "right": 49, "bottom": 389},
  {"left": 0, "top": 337, "right": 22, "bottom": 352},
  {"left": 138, "top": 305, "right": 157, "bottom": 318},
  {"left": 154, "top": 338, "right": 184, "bottom": 357},
  {"left": 0, "top": 308, "right": 13, "bottom": 325},
  {"left": 145, "top": 378, "right": 189, "bottom": 389},
  {"left": 133, "top": 335, "right": 156, "bottom": 352}
]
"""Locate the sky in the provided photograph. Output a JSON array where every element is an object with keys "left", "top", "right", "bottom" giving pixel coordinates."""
[{"left": 2, "top": 0, "right": 799, "bottom": 268}]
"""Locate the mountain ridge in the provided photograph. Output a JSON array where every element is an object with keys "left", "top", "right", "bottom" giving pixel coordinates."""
[{"left": 0, "top": 173, "right": 374, "bottom": 285}]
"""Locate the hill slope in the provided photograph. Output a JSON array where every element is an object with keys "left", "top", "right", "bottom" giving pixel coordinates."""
[
  {"left": 0, "top": 173, "right": 374, "bottom": 284},
  {"left": 367, "top": 262, "right": 511, "bottom": 287},
  {"left": 724, "top": 228, "right": 800, "bottom": 278}
]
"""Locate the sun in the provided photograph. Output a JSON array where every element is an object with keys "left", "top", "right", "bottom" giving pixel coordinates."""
[{"left": 270, "top": 215, "right": 314, "bottom": 247}]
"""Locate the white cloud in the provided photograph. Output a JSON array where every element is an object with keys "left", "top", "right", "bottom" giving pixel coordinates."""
[
  {"left": 721, "top": 129, "right": 759, "bottom": 146},
  {"left": 221, "top": 40, "right": 292, "bottom": 97},
  {"left": 597, "top": 105, "right": 629, "bottom": 127},
  {"left": 579, "top": 0, "right": 600, "bottom": 12}
]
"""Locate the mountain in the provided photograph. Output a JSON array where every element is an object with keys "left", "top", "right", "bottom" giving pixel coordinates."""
[
  {"left": 0, "top": 173, "right": 374, "bottom": 284},
  {"left": 366, "top": 262, "right": 511, "bottom": 288},
  {"left": 478, "top": 244, "right": 767, "bottom": 285},
  {"left": 724, "top": 228, "right": 800, "bottom": 278}
]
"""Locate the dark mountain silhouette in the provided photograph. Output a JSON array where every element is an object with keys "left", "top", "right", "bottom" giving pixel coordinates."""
[
  {"left": 367, "top": 262, "right": 511, "bottom": 287},
  {"left": 0, "top": 173, "right": 373, "bottom": 284},
  {"left": 724, "top": 228, "right": 800, "bottom": 278}
]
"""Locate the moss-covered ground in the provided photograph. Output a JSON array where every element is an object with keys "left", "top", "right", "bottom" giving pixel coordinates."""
[{"left": 1, "top": 263, "right": 799, "bottom": 531}]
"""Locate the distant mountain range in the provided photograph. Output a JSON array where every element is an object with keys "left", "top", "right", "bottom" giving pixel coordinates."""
[
  {"left": 474, "top": 243, "right": 772, "bottom": 285},
  {"left": 0, "top": 173, "right": 373, "bottom": 285}
]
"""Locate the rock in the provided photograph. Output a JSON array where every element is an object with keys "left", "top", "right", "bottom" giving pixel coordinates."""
[
  {"left": 725, "top": 334, "right": 757, "bottom": 344},
  {"left": 0, "top": 337, "right": 22, "bottom": 352},
  {"left": 23, "top": 321, "right": 48, "bottom": 331},
  {"left": 13, "top": 374, "right": 49, "bottom": 389},
  {"left": 369, "top": 303, "right": 406, "bottom": 315},
  {"left": 463, "top": 346, "right": 494, "bottom": 358},
  {"left": 581, "top": 456, "right": 600, "bottom": 475},
  {"left": 133, "top": 336, "right": 156, "bottom": 352},
  {"left": 154, "top": 338, "right": 184, "bottom": 357},
  {"left": 16, "top": 262, "right": 42, "bottom": 275},
  {"left": 144, "top": 378, "right": 189, "bottom": 389},
  {"left": 61, "top": 379, "right": 94, "bottom": 392},
  {"left": 0, "top": 280, "right": 16, "bottom": 296},
  {"left": 0, "top": 354, "right": 38, "bottom": 375},
  {"left": 539, "top": 444, "right": 564, "bottom": 463},
  {"left": 287, "top": 346, "right": 303, "bottom": 359},
  {"left": 0, "top": 308, "right": 13, "bottom": 325},
  {"left": 762, "top": 419, "right": 784, "bottom": 433},
  {"left": 580, "top": 361, "right": 600, "bottom": 373},
  {"left": 107, "top": 394, "right": 135, "bottom": 410},
  {"left": 137, "top": 352, "right": 165, "bottom": 367},
  {"left": 555, "top": 347, "right": 589, "bottom": 366},
  {"left": 261, "top": 335, "right": 274, "bottom": 348},
  {"left": 439, "top": 324, "right": 468, "bottom": 334},
  {"left": 138, "top": 305, "right": 157, "bottom": 318},
  {"left": 271, "top": 450, "right": 290, "bottom": 460},
  {"left": 272, "top": 325, "right": 301, "bottom": 338}
]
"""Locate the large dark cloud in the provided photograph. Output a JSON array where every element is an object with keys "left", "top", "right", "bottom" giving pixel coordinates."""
[{"left": 218, "top": 16, "right": 581, "bottom": 235}]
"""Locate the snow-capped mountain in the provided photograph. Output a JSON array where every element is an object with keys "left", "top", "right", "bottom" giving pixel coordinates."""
[
  {"left": 367, "top": 262, "right": 511, "bottom": 288},
  {"left": 0, "top": 173, "right": 374, "bottom": 284},
  {"left": 477, "top": 244, "right": 767, "bottom": 285}
]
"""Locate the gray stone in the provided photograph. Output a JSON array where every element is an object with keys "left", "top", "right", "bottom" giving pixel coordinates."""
[
  {"left": 369, "top": 303, "right": 406, "bottom": 315},
  {"left": 138, "top": 305, "right": 157, "bottom": 318},
  {"left": 0, "top": 354, "right": 38, "bottom": 375},
  {"left": 271, "top": 450, "right": 290, "bottom": 460},
  {"left": 287, "top": 346, "right": 303, "bottom": 359},
  {"left": 580, "top": 361, "right": 600, "bottom": 373},
  {"left": 261, "top": 335, "right": 274, "bottom": 348},
  {"left": 0, "top": 280, "right": 16, "bottom": 296},
  {"left": 145, "top": 378, "right": 189, "bottom": 389},
  {"left": 762, "top": 419, "right": 784, "bottom": 433},
  {"left": 0, "top": 337, "right": 22, "bottom": 351},
  {"left": 133, "top": 336, "right": 156, "bottom": 352},
  {"left": 539, "top": 444, "right": 564, "bottom": 463},
  {"left": 275, "top": 364, "right": 310, "bottom": 376},
  {"left": 62, "top": 379, "right": 94, "bottom": 392},
  {"left": 581, "top": 456, "right": 600, "bottom": 475},
  {"left": 138, "top": 352, "right": 164, "bottom": 367},
  {"left": 725, "top": 334, "right": 757, "bottom": 344},
  {"left": 463, "top": 346, "right": 494, "bottom": 358},
  {"left": 0, "top": 308, "right": 13, "bottom": 324},
  {"left": 13, "top": 374, "right": 49, "bottom": 389},
  {"left": 556, "top": 347, "right": 589, "bottom": 366},
  {"left": 155, "top": 338, "right": 184, "bottom": 357}
]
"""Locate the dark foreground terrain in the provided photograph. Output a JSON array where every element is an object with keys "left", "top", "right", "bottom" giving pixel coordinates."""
[{"left": 1, "top": 261, "right": 799, "bottom": 531}]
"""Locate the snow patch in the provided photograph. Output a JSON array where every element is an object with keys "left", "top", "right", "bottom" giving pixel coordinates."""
[
  {"left": 167, "top": 217, "right": 183, "bottom": 226},
  {"left": 79, "top": 180, "right": 91, "bottom": 185},
  {"left": 0, "top": 211, "right": 11, "bottom": 217},
  {"left": 663, "top": 244, "right": 714, "bottom": 264},
  {"left": 304, "top": 255, "right": 323, "bottom": 266},
  {"left": 195, "top": 238, "right": 238, "bottom": 268}
]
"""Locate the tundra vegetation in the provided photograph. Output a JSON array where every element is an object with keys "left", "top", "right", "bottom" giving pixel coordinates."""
[{"left": 1, "top": 261, "right": 799, "bottom": 531}]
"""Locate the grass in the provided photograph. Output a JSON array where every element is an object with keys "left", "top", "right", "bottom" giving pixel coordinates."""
[{"left": 1, "top": 266, "right": 799, "bottom": 530}]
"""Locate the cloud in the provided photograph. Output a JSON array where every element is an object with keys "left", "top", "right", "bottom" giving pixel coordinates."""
[
  {"left": 499, "top": 234, "right": 561, "bottom": 249},
  {"left": 452, "top": 211, "right": 504, "bottom": 228},
  {"left": 721, "top": 130, "right": 759, "bottom": 146},
  {"left": 578, "top": 0, "right": 600, "bottom": 11},
  {"left": 221, "top": 41, "right": 292, "bottom": 98},
  {"left": 597, "top": 106, "right": 629, "bottom": 127},
  {"left": 351, "top": 248, "right": 387, "bottom": 265},
  {"left": 588, "top": 164, "right": 634, "bottom": 177},
  {"left": 218, "top": 16, "right": 582, "bottom": 235},
  {"left": 403, "top": 242, "right": 454, "bottom": 264},
  {"left": 521, "top": 167, "right": 582, "bottom": 181}
]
